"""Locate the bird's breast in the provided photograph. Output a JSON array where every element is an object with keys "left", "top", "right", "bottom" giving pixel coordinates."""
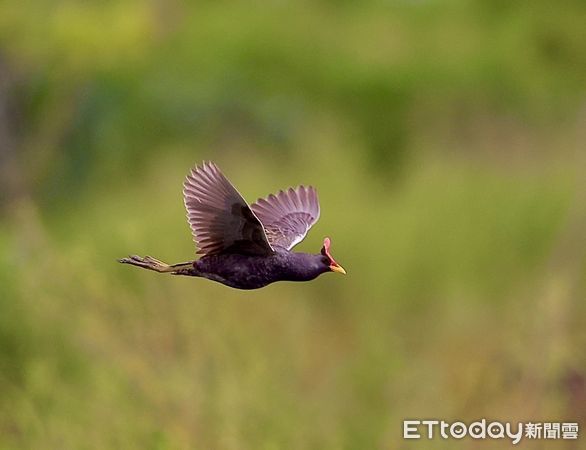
[{"left": 195, "top": 253, "right": 285, "bottom": 289}]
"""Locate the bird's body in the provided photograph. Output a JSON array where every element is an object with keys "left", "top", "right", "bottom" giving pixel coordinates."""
[
  {"left": 120, "top": 161, "right": 345, "bottom": 289},
  {"left": 175, "top": 250, "right": 328, "bottom": 289}
]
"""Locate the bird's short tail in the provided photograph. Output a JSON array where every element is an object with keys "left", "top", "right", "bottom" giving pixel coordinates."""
[{"left": 118, "top": 255, "right": 195, "bottom": 275}]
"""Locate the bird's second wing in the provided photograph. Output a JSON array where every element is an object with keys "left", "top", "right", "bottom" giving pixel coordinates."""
[
  {"left": 250, "top": 186, "right": 320, "bottom": 250},
  {"left": 183, "top": 162, "right": 274, "bottom": 256}
]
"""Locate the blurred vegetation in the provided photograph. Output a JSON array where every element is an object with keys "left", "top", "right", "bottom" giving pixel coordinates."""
[{"left": 0, "top": 1, "right": 585, "bottom": 449}]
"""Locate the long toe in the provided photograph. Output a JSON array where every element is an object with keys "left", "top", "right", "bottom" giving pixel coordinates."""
[
  {"left": 119, "top": 255, "right": 152, "bottom": 270},
  {"left": 119, "top": 256, "right": 137, "bottom": 264},
  {"left": 144, "top": 255, "right": 166, "bottom": 265}
]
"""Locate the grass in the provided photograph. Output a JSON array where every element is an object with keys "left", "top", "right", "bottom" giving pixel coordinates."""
[
  {"left": 1, "top": 146, "right": 582, "bottom": 449},
  {"left": 0, "top": 0, "right": 584, "bottom": 448}
]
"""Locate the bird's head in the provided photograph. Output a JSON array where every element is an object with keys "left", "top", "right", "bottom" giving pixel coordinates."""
[{"left": 320, "top": 237, "right": 346, "bottom": 275}]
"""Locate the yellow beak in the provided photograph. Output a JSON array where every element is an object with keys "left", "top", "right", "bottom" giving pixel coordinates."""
[{"left": 330, "top": 264, "right": 347, "bottom": 275}]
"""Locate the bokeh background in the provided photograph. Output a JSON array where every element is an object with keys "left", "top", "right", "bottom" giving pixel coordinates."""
[{"left": 1, "top": 1, "right": 585, "bottom": 449}]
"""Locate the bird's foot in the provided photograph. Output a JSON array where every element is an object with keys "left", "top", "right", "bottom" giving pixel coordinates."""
[{"left": 118, "top": 255, "right": 175, "bottom": 273}]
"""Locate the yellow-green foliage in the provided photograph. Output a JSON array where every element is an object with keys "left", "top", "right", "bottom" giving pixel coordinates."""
[{"left": 0, "top": 1, "right": 584, "bottom": 449}]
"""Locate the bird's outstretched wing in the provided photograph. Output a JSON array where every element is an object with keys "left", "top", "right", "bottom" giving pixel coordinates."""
[
  {"left": 250, "top": 186, "right": 320, "bottom": 250},
  {"left": 183, "top": 162, "right": 274, "bottom": 256}
]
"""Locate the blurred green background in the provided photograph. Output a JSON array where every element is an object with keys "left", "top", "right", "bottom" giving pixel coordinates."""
[{"left": 1, "top": 1, "right": 585, "bottom": 449}]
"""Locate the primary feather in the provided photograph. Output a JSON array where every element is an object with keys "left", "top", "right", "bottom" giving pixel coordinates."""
[
  {"left": 183, "top": 162, "right": 273, "bottom": 256},
  {"left": 251, "top": 186, "right": 320, "bottom": 250}
]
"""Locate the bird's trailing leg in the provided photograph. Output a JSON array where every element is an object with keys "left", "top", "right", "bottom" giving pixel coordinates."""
[{"left": 118, "top": 255, "right": 195, "bottom": 275}]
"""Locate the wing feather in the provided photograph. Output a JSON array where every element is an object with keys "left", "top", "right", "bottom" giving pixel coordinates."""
[
  {"left": 183, "top": 162, "right": 273, "bottom": 256},
  {"left": 250, "top": 185, "right": 320, "bottom": 250}
]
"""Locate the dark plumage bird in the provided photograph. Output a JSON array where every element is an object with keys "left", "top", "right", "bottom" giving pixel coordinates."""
[{"left": 119, "top": 162, "right": 346, "bottom": 289}]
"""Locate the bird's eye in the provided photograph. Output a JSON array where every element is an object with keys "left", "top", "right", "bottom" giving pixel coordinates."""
[{"left": 321, "top": 257, "right": 330, "bottom": 266}]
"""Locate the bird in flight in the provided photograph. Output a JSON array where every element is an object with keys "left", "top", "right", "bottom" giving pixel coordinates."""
[{"left": 119, "top": 161, "right": 346, "bottom": 289}]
